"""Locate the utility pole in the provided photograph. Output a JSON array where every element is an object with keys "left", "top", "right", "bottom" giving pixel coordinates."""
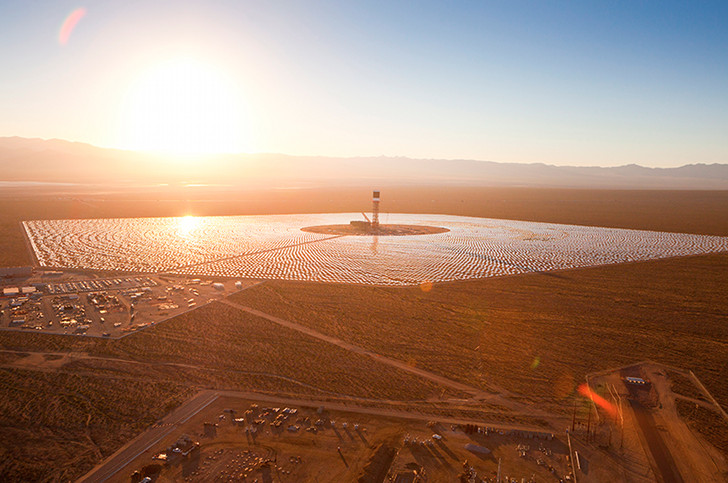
[
  {"left": 614, "top": 384, "right": 624, "bottom": 450},
  {"left": 586, "top": 403, "right": 592, "bottom": 443}
]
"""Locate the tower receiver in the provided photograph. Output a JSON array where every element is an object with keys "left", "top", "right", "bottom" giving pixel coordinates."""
[{"left": 372, "top": 190, "right": 380, "bottom": 230}]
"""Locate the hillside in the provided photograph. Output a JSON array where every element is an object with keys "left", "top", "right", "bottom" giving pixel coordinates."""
[{"left": 2, "top": 137, "right": 727, "bottom": 189}]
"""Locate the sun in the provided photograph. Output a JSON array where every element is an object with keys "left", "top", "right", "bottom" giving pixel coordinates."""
[
  {"left": 118, "top": 57, "right": 250, "bottom": 155},
  {"left": 176, "top": 215, "right": 200, "bottom": 239}
]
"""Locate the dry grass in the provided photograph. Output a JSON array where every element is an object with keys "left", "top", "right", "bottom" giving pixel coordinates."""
[
  {"left": 0, "top": 331, "right": 88, "bottom": 353},
  {"left": 89, "top": 302, "right": 447, "bottom": 400},
  {"left": 61, "top": 357, "right": 329, "bottom": 397},
  {"left": 675, "top": 398, "right": 728, "bottom": 457},
  {"left": 0, "top": 351, "right": 26, "bottom": 364},
  {"left": 667, "top": 371, "right": 709, "bottom": 402},
  {"left": 0, "top": 367, "right": 191, "bottom": 482},
  {"left": 230, "top": 252, "right": 728, "bottom": 411},
  {"left": 0, "top": 303, "right": 451, "bottom": 481},
  {"left": 1, "top": 186, "right": 727, "bottom": 477},
  {"left": 0, "top": 301, "right": 450, "bottom": 401}
]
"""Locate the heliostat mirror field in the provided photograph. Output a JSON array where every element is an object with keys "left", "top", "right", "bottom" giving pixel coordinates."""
[{"left": 23, "top": 214, "right": 728, "bottom": 286}]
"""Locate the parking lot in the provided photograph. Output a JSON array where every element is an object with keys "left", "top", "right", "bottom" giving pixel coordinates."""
[{"left": 0, "top": 273, "right": 257, "bottom": 338}]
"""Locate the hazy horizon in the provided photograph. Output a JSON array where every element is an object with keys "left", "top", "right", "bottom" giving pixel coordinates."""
[
  {"left": 4, "top": 135, "right": 728, "bottom": 190},
  {"left": 5, "top": 134, "right": 728, "bottom": 169},
  {"left": 2, "top": 1, "right": 727, "bottom": 168}
]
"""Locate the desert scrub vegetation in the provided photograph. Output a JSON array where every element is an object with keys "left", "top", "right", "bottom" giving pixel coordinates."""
[
  {"left": 0, "top": 329, "right": 94, "bottom": 353},
  {"left": 88, "top": 302, "right": 447, "bottom": 400},
  {"left": 1, "top": 301, "right": 449, "bottom": 400},
  {"left": 63, "top": 357, "right": 347, "bottom": 398},
  {"left": 231, "top": 252, "right": 728, "bottom": 409},
  {"left": 667, "top": 371, "right": 709, "bottom": 402},
  {"left": 0, "top": 367, "right": 192, "bottom": 482},
  {"left": 675, "top": 398, "right": 728, "bottom": 457},
  {"left": 0, "top": 351, "right": 27, "bottom": 364}
]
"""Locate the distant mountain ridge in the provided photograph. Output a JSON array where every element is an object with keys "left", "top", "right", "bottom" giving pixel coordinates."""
[{"left": 1, "top": 136, "right": 727, "bottom": 189}]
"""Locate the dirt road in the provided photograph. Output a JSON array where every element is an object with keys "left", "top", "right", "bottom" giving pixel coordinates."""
[
  {"left": 218, "top": 299, "right": 564, "bottom": 421},
  {"left": 78, "top": 389, "right": 557, "bottom": 482},
  {"left": 219, "top": 299, "right": 490, "bottom": 397},
  {"left": 629, "top": 398, "right": 684, "bottom": 483}
]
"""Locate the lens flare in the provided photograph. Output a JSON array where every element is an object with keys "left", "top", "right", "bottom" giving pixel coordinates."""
[
  {"left": 59, "top": 8, "right": 86, "bottom": 45},
  {"left": 578, "top": 383, "right": 617, "bottom": 418}
]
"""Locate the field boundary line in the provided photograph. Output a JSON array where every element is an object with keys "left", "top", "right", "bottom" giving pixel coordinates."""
[
  {"left": 688, "top": 370, "right": 728, "bottom": 423},
  {"left": 212, "top": 389, "right": 555, "bottom": 432},
  {"left": 1, "top": 349, "right": 562, "bottom": 418},
  {"left": 19, "top": 220, "right": 40, "bottom": 267}
]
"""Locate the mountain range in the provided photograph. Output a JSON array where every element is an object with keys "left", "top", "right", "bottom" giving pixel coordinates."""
[{"left": 2, "top": 136, "right": 727, "bottom": 189}]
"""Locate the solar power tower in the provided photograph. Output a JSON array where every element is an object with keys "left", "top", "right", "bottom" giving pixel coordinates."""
[{"left": 372, "top": 190, "right": 380, "bottom": 230}]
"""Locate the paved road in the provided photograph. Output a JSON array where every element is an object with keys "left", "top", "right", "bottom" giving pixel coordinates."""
[
  {"left": 78, "top": 391, "right": 219, "bottom": 483},
  {"left": 68, "top": 294, "right": 564, "bottom": 481},
  {"left": 629, "top": 399, "right": 684, "bottom": 483},
  {"left": 79, "top": 389, "right": 557, "bottom": 482},
  {"left": 0, "top": 348, "right": 560, "bottom": 421},
  {"left": 2, "top": 348, "right": 559, "bottom": 422}
]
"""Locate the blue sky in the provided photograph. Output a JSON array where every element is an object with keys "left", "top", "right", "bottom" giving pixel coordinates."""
[{"left": 1, "top": 1, "right": 727, "bottom": 166}]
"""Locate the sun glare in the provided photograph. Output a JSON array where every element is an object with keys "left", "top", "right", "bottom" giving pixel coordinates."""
[
  {"left": 176, "top": 215, "right": 200, "bottom": 238},
  {"left": 118, "top": 58, "right": 250, "bottom": 155}
]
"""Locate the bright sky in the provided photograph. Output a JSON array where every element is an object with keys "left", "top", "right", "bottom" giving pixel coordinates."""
[{"left": 1, "top": 1, "right": 727, "bottom": 166}]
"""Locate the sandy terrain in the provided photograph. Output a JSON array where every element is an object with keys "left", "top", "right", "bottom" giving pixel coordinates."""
[{"left": 1, "top": 186, "right": 728, "bottom": 481}]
